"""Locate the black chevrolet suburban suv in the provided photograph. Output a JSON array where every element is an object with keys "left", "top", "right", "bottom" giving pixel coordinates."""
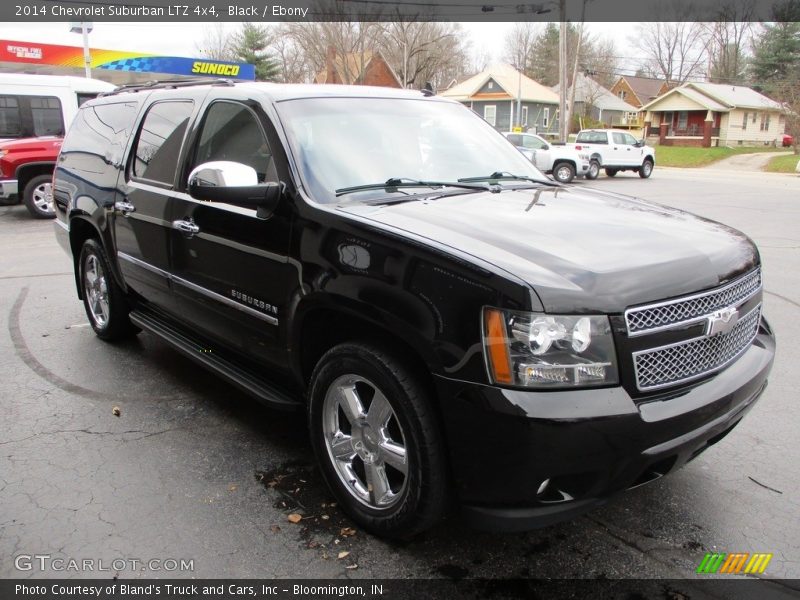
[{"left": 53, "top": 79, "right": 775, "bottom": 538}]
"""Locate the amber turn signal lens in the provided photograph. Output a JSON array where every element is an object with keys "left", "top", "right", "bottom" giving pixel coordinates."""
[{"left": 484, "top": 308, "right": 512, "bottom": 384}]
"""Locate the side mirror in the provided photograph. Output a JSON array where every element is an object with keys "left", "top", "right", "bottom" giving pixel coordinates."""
[
  {"left": 542, "top": 144, "right": 550, "bottom": 150},
  {"left": 188, "top": 161, "right": 281, "bottom": 219},
  {"left": 634, "top": 140, "right": 644, "bottom": 147}
]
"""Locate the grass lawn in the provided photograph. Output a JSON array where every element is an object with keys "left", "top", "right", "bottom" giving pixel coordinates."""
[
  {"left": 764, "top": 153, "right": 800, "bottom": 173},
  {"left": 654, "top": 145, "right": 786, "bottom": 168}
]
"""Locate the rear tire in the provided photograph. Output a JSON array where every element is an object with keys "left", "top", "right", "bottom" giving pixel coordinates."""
[
  {"left": 308, "top": 342, "right": 448, "bottom": 539},
  {"left": 79, "top": 239, "right": 139, "bottom": 341},
  {"left": 552, "top": 161, "right": 576, "bottom": 184},
  {"left": 605, "top": 168, "right": 618, "bottom": 177},
  {"left": 23, "top": 174, "right": 55, "bottom": 219},
  {"left": 639, "top": 159, "right": 654, "bottom": 178},
  {"left": 585, "top": 160, "right": 600, "bottom": 180}
]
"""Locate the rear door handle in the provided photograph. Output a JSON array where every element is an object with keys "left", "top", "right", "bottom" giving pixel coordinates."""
[
  {"left": 172, "top": 219, "right": 200, "bottom": 236},
  {"left": 114, "top": 200, "right": 136, "bottom": 215}
]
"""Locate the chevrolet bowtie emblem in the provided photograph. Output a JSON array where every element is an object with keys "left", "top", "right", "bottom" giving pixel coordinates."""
[{"left": 707, "top": 306, "right": 740, "bottom": 336}]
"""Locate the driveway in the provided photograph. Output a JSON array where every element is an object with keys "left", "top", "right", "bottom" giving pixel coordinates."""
[
  {"left": 704, "top": 151, "right": 793, "bottom": 171},
  {"left": 1, "top": 167, "right": 798, "bottom": 584}
]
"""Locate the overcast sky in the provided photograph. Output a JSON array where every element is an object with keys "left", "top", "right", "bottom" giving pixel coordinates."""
[{"left": 0, "top": 21, "right": 638, "bottom": 70}]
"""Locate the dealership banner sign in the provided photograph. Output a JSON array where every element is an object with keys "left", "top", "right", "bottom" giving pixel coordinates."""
[{"left": 0, "top": 40, "right": 255, "bottom": 80}]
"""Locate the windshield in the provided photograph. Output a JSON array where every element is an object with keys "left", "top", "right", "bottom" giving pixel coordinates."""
[{"left": 276, "top": 97, "right": 547, "bottom": 204}]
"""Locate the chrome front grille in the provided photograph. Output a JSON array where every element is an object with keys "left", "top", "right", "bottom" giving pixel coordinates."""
[
  {"left": 633, "top": 304, "right": 761, "bottom": 391},
  {"left": 625, "top": 269, "right": 761, "bottom": 336}
]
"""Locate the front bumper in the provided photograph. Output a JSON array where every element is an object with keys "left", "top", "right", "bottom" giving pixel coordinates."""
[
  {"left": 0, "top": 178, "right": 18, "bottom": 199},
  {"left": 576, "top": 161, "right": 590, "bottom": 176},
  {"left": 435, "top": 323, "right": 775, "bottom": 532}
]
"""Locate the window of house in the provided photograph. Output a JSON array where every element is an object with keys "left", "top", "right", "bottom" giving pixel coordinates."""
[
  {"left": 543, "top": 107, "right": 549, "bottom": 128},
  {"left": 677, "top": 111, "right": 688, "bottom": 130},
  {"left": 521, "top": 106, "right": 528, "bottom": 126},
  {"left": 742, "top": 112, "right": 748, "bottom": 130},
  {"left": 487, "top": 81, "right": 494, "bottom": 90},
  {"left": 760, "top": 113, "right": 769, "bottom": 131},
  {"left": 30, "top": 96, "right": 64, "bottom": 136},
  {"left": 132, "top": 101, "right": 194, "bottom": 185},
  {"left": 0, "top": 96, "right": 21, "bottom": 137},
  {"left": 618, "top": 90, "right": 627, "bottom": 100},
  {"left": 483, "top": 105, "right": 496, "bottom": 127},
  {"left": 752, "top": 112, "right": 757, "bottom": 123}
]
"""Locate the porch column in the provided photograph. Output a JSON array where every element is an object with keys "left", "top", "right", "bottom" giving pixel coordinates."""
[
  {"left": 703, "top": 110, "right": 713, "bottom": 148},
  {"left": 659, "top": 121, "right": 668, "bottom": 145}
]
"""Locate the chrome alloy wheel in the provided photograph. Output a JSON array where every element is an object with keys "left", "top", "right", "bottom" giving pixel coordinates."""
[
  {"left": 555, "top": 164, "right": 572, "bottom": 182},
  {"left": 83, "top": 254, "right": 109, "bottom": 328},
  {"left": 32, "top": 182, "right": 54, "bottom": 215},
  {"left": 322, "top": 374, "right": 409, "bottom": 509}
]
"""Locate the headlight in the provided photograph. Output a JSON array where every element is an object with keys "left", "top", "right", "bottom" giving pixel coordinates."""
[{"left": 482, "top": 307, "right": 619, "bottom": 388}]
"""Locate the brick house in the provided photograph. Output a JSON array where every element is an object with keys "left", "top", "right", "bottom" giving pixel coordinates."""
[
  {"left": 610, "top": 75, "right": 671, "bottom": 110},
  {"left": 439, "top": 64, "right": 560, "bottom": 135},
  {"left": 640, "top": 82, "right": 787, "bottom": 147},
  {"left": 314, "top": 48, "right": 401, "bottom": 88}
]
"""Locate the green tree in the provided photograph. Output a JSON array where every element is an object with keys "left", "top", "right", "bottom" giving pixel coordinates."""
[{"left": 231, "top": 23, "right": 280, "bottom": 82}]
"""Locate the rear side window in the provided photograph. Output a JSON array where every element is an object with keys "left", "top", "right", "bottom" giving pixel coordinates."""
[
  {"left": 61, "top": 101, "right": 140, "bottom": 173},
  {"left": 77, "top": 93, "right": 98, "bottom": 107},
  {"left": 132, "top": 101, "right": 193, "bottom": 185},
  {"left": 0, "top": 96, "right": 21, "bottom": 137},
  {"left": 30, "top": 96, "right": 64, "bottom": 136},
  {"left": 576, "top": 131, "right": 607, "bottom": 144}
]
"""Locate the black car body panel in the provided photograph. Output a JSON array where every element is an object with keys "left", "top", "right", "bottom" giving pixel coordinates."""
[{"left": 53, "top": 82, "right": 776, "bottom": 531}]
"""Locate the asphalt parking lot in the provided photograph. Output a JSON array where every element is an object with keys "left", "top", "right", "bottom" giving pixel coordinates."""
[{"left": 1, "top": 166, "right": 798, "bottom": 583}]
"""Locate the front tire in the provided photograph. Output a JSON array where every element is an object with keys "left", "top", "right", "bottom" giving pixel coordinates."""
[
  {"left": 79, "top": 239, "right": 138, "bottom": 341},
  {"left": 639, "top": 159, "right": 654, "bottom": 178},
  {"left": 585, "top": 160, "right": 600, "bottom": 180},
  {"left": 23, "top": 174, "right": 56, "bottom": 219},
  {"left": 552, "top": 161, "right": 576, "bottom": 184},
  {"left": 308, "top": 343, "right": 448, "bottom": 539}
]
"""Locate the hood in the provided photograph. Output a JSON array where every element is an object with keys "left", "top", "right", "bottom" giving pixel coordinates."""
[{"left": 340, "top": 186, "right": 758, "bottom": 313}]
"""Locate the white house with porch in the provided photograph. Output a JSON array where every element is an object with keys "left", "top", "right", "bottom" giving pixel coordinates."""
[{"left": 640, "top": 82, "right": 786, "bottom": 147}]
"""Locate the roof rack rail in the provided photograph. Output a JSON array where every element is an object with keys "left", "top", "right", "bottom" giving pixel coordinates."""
[{"left": 99, "top": 77, "right": 235, "bottom": 97}]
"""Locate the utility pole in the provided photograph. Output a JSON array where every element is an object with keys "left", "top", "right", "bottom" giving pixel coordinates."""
[
  {"left": 558, "top": 0, "right": 568, "bottom": 141},
  {"left": 69, "top": 21, "right": 93, "bottom": 78}
]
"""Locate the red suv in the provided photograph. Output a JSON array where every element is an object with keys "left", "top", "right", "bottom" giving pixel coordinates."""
[{"left": 0, "top": 136, "right": 61, "bottom": 218}]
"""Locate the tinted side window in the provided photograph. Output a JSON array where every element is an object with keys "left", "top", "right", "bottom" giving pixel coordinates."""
[
  {"left": 612, "top": 132, "right": 626, "bottom": 145},
  {"left": 522, "top": 135, "right": 545, "bottom": 150},
  {"left": 623, "top": 133, "right": 638, "bottom": 145},
  {"left": 77, "top": 93, "right": 98, "bottom": 107},
  {"left": 0, "top": 96, "right": 21, "bottom": 137},
  {"left": 133, "top": 101, "right": 193, "bottom": 185},
  {"left": 506, "top": 134, "right": 522, "bottom": 146},
  {"left": 192, "top": 101, "right": 276, "bottom": 183},
  {"left": 61, "top": 102, "right": 140, "bottom": 174},
  {"left": 30, "top": 96, "right": 64, "bottom": 136}
]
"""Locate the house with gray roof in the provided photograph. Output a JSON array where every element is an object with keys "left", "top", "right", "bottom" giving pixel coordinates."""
[
  {"left": 439, "top": 63, "right": 560, "bottom": 135},
  {"left": 553, "top": 73, "right": 639, "bottom": 129},
  {"left": 640, "top": 82, "right": 787, "bottom": 147}
]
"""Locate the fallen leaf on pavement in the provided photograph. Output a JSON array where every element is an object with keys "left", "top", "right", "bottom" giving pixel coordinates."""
[
  {"left": 287, "top": 513, "right": 303, "bottom": 524},
  {"left": 337, "top": 551, "right": 350, "bottom": 559},
  {"left": 112, "top": 406, "right": 121, "bottom": 417},
  {"left": 340, "top": 527, "right": 356, "bottom": 537}
]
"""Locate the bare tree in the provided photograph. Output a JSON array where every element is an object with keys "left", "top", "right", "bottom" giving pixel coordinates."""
[
  {"left": 702, "top": 1, "right": 755, "bottom": 83},
  {"left": 635, "top": 12, "right": 709, "bottom": 85},
  {"left": 503, "top": 23, "right": 539, "bottom": 74},
  {"left": 378, "top": 22, "right": 470, "bottom": 90},
  {"left": 195, "top": 24, "right": 235, "bottom": 61}
]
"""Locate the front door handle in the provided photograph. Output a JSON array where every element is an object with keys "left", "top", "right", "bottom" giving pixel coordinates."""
[
  {"left": 172, "top": 219, "right": 200, "bottom": 236},
  {"left": 114, "top": 200, "right": 136, "bottom": 215}
]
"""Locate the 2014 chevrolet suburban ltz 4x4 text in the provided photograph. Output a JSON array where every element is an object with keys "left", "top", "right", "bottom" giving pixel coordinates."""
[{"left": 53, "top": 79, "right": 775, "bottom": 539}]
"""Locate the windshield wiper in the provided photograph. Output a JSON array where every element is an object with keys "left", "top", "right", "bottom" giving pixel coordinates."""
[
  {"left": 335, "top": 177, "right": 496, "bottom": 197},
  {"left": 458, "top": 172, "right": 559, "bottom": 186}
]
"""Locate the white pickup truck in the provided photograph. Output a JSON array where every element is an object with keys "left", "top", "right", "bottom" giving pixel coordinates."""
[
  {"left": 503, "top": 131, "right": 591, "bottom": 184},
  {"left": 570, "top": 129, "right": 656, "bottom": 179}
]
